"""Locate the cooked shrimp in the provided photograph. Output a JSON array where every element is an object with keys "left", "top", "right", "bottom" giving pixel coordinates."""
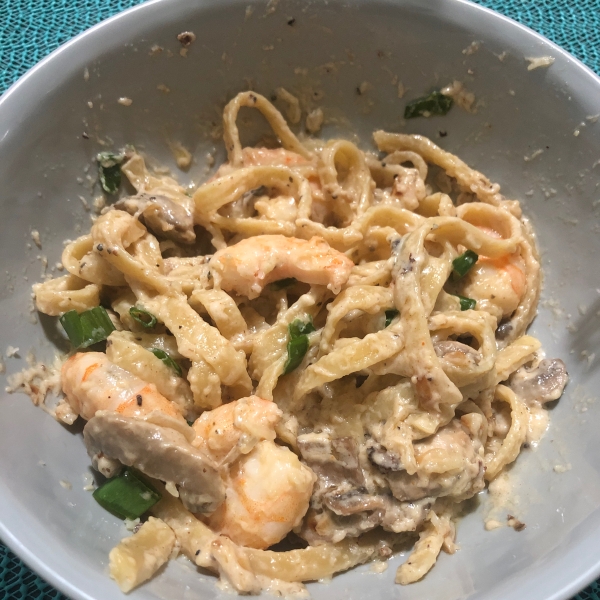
[
  {"left": 210, "top": 235, "right": 354, "bottom": 298},
  {"left": 62, "top": 352, "right": 186, "bottom": 424},
  {"left": 207, "top": 439, "right": 316, "bottom": 549},
  {"left": 457, "top": 226, "right": 526, "bottom": 321},
  {"left": 461, "top": 252, "right": 526, "bottom": 321},
  {"left": 192, "top": 395, "right": 282, "bottom": 464}
]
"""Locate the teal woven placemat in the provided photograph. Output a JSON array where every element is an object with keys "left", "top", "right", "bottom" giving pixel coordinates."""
[{"left": 1, "top": 0, "right": 599, "bottom": 598}]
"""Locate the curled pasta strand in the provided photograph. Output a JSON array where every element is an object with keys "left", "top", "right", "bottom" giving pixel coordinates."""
[
  {"left": 484, "top": 385, "right": 529, "bottom": 480},
  {"left": 294, "top": 328, "right": 405, "bottom": 400},
  {"left": 395, "top": 510, "right": 454, "bottom": 585},
  {"left": 33, "top": 274, "right": 100, "bottom": 316},
  {"left": 134, "top": 288, "right": 252, "bottom": 394},
  {"left": 319, "top": 139, "right": 373, "bottom": 219},
  {"left": 319, "top": 285, "right": 393, "bottom": 355},
  {"left": 374, "top": 131, "right": 503, "bottom": 208},
  {"left": 193, "top": 165, "right": 311, "bottom": 222},
  {"left": 91, "top": 211, "right": 172, "bottom": 295},
  {"left": 223, "top": 91, "right": 312, "bottom": 167},
  {"left": 62, "top": 235, "right": 126, "bottom": 287}
]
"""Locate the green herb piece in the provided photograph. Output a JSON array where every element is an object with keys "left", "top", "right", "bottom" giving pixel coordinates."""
[
  {"left": 129, "top": 306, "right": 157, "bottom": 329},
  {"left": 270, "top": 277, "right": 297, "bottom": 290},
  {"left": 289, "top": 317, "right": 315, "bottom": 339},
  {"left": 97, "top": 151, "right": 125, "bottom": 194},
  {"left": 59, "top": 306, "right": 116, "bottom": 349},
  {"left": 404, "top": 91, "right": 453, "bottom": 119},
  {"left": 284, "top": 318, "right": 316, "bottom": 374},
  {"left": 150, "top": 348, "right": 182, "bottom": 377},
  {"left": 384, "top": 309, "right": 399, "bottom": 328},
  {"left": 456, "top": 295, "right": 477, "bottom": 311},
  {"left": 92, "top": 468, "right": 160, "bottom": 520},
  {"left": 284, "top": 335, "right": 310, "bottom": 375},
  {"left": 452, "top": 249, "right": 479, "bottom": 279}
]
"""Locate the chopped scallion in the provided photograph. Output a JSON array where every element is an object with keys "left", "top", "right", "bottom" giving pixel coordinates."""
[
  {"left": 92, "top": 468, "right": 160, "bottom": 520},
  {"left": 150, "top": 348, "right": 182, "bottom": 377},
  {"left": 289, "top": 317, "right": 315, "bottom": 339},
  {"left": 404, "top": 91, "right": 453, "bottom": 119},
  {"left": 59, "top": 306, "right": 116, "bottom": 349},
  {"left": 129, "top": 306, "right": 157, "bottom": 329},
  {"left": 284, "top": 317, "right": 316, "bottom": 375},
  {"left": 284, "top": 336, "right": 310, "bottom": 375},
  {"left": 452, "top": 249, "right": 479, "bottom": 279},
  {"left": 456, "top": 295, "right": 477, "bottom": 311},
  {"left": 97, "top": 151, "right": 125, "bottom": 194},
  {"left": 384, "top": 309, "right": 399, "bottom": 328},
  {"left": 270, "top": 277, "right": 297, "bottom": 290}
]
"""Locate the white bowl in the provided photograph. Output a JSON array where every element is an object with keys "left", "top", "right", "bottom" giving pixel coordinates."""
[{"left": 1, "top": 0, "right": 599, "bottom": 599}]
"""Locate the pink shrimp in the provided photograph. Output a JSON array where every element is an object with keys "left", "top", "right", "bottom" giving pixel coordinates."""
[
  {"left": 460, "top": 226, "right": 526, "bottom": 320},
  {"left": 61, "top": 352, "right": 186, "bottom": 425},
  {"left": 210, "top": 234, "right": 354, "bottom": 299}
]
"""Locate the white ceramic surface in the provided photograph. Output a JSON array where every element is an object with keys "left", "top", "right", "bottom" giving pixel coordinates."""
[{"left": 1, "top": 1, "right": 600, "bottom": 599}]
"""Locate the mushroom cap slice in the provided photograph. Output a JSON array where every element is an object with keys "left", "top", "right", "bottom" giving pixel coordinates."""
[{"left": 84, "top": 411, "right": 224, "bottom": 514}]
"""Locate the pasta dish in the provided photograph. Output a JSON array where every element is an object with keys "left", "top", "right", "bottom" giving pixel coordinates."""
[{"left": 23, "top": 91, "right": 568, "bottom": 595}]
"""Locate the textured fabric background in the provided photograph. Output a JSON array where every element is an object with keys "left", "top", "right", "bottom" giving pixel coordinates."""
[{"left": 1, "top": 0, "right": 599, "bottom": 598}]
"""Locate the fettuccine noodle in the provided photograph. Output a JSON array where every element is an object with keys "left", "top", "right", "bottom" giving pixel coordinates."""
[{"left": 25, "top": 90, "right": 568, "bottom": 595}]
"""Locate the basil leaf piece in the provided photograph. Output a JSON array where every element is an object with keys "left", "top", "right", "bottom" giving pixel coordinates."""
[
  {"left": 283, "top": 317, "right": 315, "bottom": 374},
  {"left": 404, "top": 91, "right": 453, "bottom": 119},
  {"left": 97, "top": 151, "right": 125, "bottom": 194},
  {"left": 289, "top": 317, "right": 315, "bottom": 339},
  {"left": 283, "top": 335, "right": 310, "bottom": 375}
]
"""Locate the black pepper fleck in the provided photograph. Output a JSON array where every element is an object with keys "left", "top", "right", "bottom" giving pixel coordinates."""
[
  {"left": 439, "top": 130, "right": 448, "bottom": 138},
  {"left": 136, "top": 394, "right": 143, "bottom": 406},
  {"left": 287, "top": 17, "right": 296, "bottom": 26},
  {"left": 96, "top": 244, "right": 103, "bottom": 252}
]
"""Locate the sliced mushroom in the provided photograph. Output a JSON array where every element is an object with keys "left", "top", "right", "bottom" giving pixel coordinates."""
[
  {"left": 115, "top": 193, "right": 195, "bottom": 244},
  {"left": 297, "top": 433, "right": 364, "bottom": 488},
  {"left": 509, "top": 358, "right": 568, "bottom": 404},
  {"left": 84, "top": 411, "right": 224, "bottom": 513},
  {"left": 367, "top": 441, "right": 404, "bottom": 472},
  {"left": 434, "top": 340, "right": 481, "bottom": 366},
  {"left": 323, "top": 488, "right": 387, "bottom": 516}
]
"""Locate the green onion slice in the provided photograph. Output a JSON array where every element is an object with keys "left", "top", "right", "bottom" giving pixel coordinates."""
[
  {"left": 150, "top": 348, "right": 182, "bottom": 377},
  {"left": 283, "top": 317, "right": 316, "bottom": 375},
  {"left": 59, "top": 306, "right": 116, "bottom": 349},
  {"left": 92, "top": 468, "right": 160, "bottom": 520},
  {"left": 129, "top": 306, "right": 157, "bottom": 329},
  {"left": 404, "top": 91, "right": 453, "bottom": 119},
  {"left": 384, "top": 309, "right": 399, "bottom": 328},
  {"left": 452, "top": 249, "right": 479, "bottom": 279},
  {"left": 270, "top": 277, "right": 297, "bottom": 290},
  {"left": 456, "top": 295, "right": 477, "bottom": 311},
  {"left": 289, "top": 317, "right": 315, "bottom": 339},
  {"left": 284, "top": 335, "right": 310, "bottom": 375},
  {"left": 97, "top": 151, "right": 125, "bottom": 194}
]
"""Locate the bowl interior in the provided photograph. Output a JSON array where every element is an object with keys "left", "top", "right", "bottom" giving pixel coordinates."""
[{"left": 1, "top": 0, "right": 600, "bottom": 599}]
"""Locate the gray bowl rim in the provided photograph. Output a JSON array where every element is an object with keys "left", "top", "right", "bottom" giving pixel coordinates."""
[{"left": 1, "top": 0, "right": 600, "bottom": 599}]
